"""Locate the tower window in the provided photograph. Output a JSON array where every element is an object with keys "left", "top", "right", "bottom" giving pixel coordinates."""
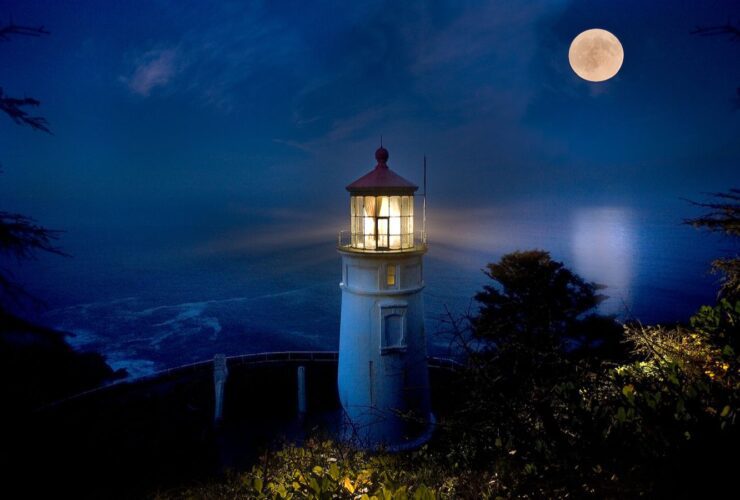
[
  {"left": 386, "top": 264, "right": 397, "bottom": 287},
  {"left": 380, "top": 305, "right": 407, "bottom": 353}
]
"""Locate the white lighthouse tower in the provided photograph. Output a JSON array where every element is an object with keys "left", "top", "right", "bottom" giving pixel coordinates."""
[{"left": 337, "top": 145, "right": 431, "bottom": 448}]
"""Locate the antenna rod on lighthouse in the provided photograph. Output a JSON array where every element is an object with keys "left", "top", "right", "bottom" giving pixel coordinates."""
[{"left": 423, "top": 155, "right": 427, "bottom": 244}]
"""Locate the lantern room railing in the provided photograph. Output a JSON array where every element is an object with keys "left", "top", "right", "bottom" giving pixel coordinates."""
[{"left": 337, "top": 229, "right": 427, "bottom": 253}]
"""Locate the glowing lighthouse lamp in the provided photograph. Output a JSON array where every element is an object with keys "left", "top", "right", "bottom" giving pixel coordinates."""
[{"left": 337, "top": 145, "right": 432, "bottom": 448}]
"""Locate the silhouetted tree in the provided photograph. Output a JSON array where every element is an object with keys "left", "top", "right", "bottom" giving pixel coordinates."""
[
  {"left": 438, "top": 252, "right": 624, "bottom": 483},
  {"left": 684, "top": 189, "right": 740, "bottom": 301},
  {"left": 0, "top": 20, "right": 59, "bottom": 311},
  {"left": 474, "top": 249, "right": 622, "bottom": 358},
  {"left": 0, "top": 20, "right": 124, "bottom": 416},
  {"left": 687, "top": 17, "right": 740, "bottom": 298}
]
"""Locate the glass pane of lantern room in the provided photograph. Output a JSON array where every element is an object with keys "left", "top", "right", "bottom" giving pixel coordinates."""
[
  {"left": 377, "top": 218, "right": 389, "bottom": 248},
  {"left": 408, "top": 196, "right": 414, "bottom": 245},
  {"left": 352, "top": 197, "right": 363, "bottom": 247},
  {"left": 389, "top": 223, "right": 401, "bottom": 249},
  {"left": 363, "top": 196, "right": 375, "bottom": 216},
  {"left": 390, "top": 196, "right": 401, "bottom": 217},
  {"left": 363, "top": 196, "right": 376, "bottom": 249},
  {"left": 378, "top": 196, "right": 389, "bottom": 217},
  {"left": 353, "top": 217, "right": 362, "bottom": 247},
  {"left": 389, "top": 196, "right": 401, "bottom": 249}
]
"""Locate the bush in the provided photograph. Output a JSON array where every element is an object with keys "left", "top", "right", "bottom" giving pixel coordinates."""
[{"left": 159, "top": 439, "right": 448, "bottom": 499}]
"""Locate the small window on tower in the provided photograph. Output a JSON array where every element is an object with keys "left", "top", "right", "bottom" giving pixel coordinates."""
[
  {"left": 386, "top": 265, "right": 396, "bottom": 287},
  {"left": 380, "top": 305, "right": 407, "bottom": 353}
]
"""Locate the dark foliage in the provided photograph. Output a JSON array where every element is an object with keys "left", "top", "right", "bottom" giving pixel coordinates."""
[
  {"left": 0, "top": 21, "right": 57, "bottom": 310},
  {"left": 0, "top": 20, "right": 52, "bottom": 132},
  {"left": 0, "top": 87, "right": 51, "bottom": 133},
  {"left": 0, "top": 311, "right": 126, "bottom": 419},
  {"left": 0, "top": 19, "right": 124, "bottom": 418},
  {"left": 473, "top": 249, "right": 621, "bottom": 359},
  {"left": 435, "top": 249, "right": 739, "bottom": 497},
  {"left": 0, "top": 211, "right": 65, "bottom": 308},
  {"left": 684, "top": 188, "right": 740, "bottom": 301},
  {"left": 430, "top": 252, "right": 623, "bottom": 494},
  {"left": 684, "top": 188, "right": 740, "bottom": 236}
]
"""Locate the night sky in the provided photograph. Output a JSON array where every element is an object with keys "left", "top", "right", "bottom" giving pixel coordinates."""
[{"left": 1, "top": 1, "right": 739, "bottom": 333}]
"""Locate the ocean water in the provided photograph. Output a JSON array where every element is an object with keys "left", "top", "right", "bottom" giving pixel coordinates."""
[{"left": 14, "top": 203, "right": 729, "bottom": 378}]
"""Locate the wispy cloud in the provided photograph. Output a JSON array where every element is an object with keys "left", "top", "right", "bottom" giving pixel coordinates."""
[
  {"left": 275, "top": 106, "right": 393, "bottom": 154},
  {"left": 124, "top": 48, "right": 181, "bottom": 96},
  {"left": 121, "top": 2, "right": 304, "bottom": 109},
  {"left": 277, "top": 0, "right": 569, "bottom": 153}
]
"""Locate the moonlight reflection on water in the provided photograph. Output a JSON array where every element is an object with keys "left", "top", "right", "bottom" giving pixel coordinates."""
[{"left": 571, "top": 208, "right": 634, "bottom": 315}]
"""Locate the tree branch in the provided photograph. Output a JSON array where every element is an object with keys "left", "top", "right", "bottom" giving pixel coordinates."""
[
  {"left": 0, "top": 21, "right": 50, "bottom": 41},
  {"left": 0, "top": 211, "right": 66, "bottom": 260},
  {"left": 0, "top": 21, "right": 52, "bottom": 132},
  {"left": 682, "top": 190, "right": 740, "bottom": 236},
  {"left": 0, "top": 212, "right": 66, "bottom": 309},
  {"left": 0, "top": 87, "right": 52, "bottom": 133},
  {"left": 691, "top": 23, "right": 740, "bottom": 40}
]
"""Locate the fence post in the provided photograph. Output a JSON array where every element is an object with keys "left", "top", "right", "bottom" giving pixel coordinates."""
[
  {"left": 297, "top": 365, "right": 307, "bottom": 415},
  {"left": 214, "top": 354, "right": 228, "bottom": 424}
]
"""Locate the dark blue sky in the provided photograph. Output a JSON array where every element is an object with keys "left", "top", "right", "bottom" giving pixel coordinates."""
[{"left": 1, "top": 0, "right": 739, "bottom": 258}]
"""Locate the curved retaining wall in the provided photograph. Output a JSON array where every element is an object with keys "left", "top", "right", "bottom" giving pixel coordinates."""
[{"left": 9, "top": 351, "right": 461, "bottom": 499}]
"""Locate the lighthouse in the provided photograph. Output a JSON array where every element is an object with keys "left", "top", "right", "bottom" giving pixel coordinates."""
[{"left": 337, "top": 145, "right": 432, "bottom": 448}]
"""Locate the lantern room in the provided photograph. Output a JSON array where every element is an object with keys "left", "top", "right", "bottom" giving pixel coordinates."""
[{"left": 341, "top": 146, "right": 422, "bottom": 252}]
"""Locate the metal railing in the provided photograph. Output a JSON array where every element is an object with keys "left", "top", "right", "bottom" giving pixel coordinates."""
[
  {"left": 38, "top": 351, "right": 459, "bottom": 410},
  {"left": 337, "top": 229, "right": 427, "bottom": 252}
]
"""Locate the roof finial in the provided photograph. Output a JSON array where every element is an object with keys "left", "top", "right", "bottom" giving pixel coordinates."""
[
  {"left": 380, "top": 135, "right": 383, "bottom": 148},
  {"left": 375, "top": 142, "right": 389, "bottom": 166}
]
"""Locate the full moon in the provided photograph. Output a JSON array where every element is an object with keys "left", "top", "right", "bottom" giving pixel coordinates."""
[{"left": 568, "top": 28, "right": 624, "bottom": 82}]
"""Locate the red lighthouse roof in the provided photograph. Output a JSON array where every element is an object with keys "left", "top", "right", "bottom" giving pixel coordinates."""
[{"left": 346, "top": 147, "right": 418, "bottom": 194}]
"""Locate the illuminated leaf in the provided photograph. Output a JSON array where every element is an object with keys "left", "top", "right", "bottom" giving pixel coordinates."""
[
  {"left": 328, "top": 462, "right": 340, "bottom": 481},
  {"left": 276, "top": 483, "right": 287, "bottom": 498},
  {"left": 343, "top": 477, "right": 355, "bottom": 493},
  {"left": 309, "top": 477, "right": 321, "bottom": 494}
]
